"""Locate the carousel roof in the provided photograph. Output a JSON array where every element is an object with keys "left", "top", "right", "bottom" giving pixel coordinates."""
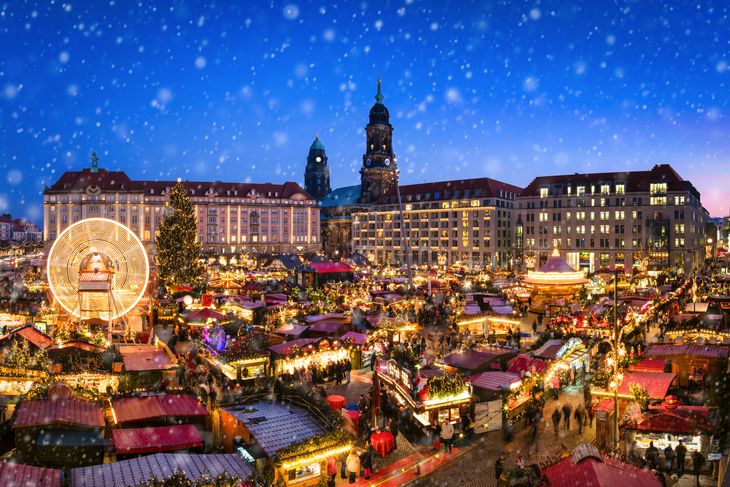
[{"left": 522, "top": 248, "right": 589, "bottom": 287}]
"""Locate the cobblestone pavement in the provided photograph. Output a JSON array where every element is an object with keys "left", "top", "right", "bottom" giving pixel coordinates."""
[{"left": 408, "top": 384, "right": 598, "bottom": 487}]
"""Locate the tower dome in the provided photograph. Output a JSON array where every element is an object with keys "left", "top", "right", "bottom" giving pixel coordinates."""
[{"left": 368, "top": 79, "right": 391, "bottom": 127}]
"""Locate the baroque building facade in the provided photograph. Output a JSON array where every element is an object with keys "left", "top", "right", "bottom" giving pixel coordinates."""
[{"left": 44, "top": 155, "right": 320, "bottom": 260}]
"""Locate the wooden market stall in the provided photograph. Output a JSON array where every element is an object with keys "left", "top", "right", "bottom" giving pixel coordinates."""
[
  {"left": 441, "top": 345, "right": 518, "bottom": 377},
  {"left": 268, "top": 337, "right": 356, "bottom": 376},
  {"left": 643, "top": 343, "right": 728, "bottom": 387},
  {"left": 468, "top": 371, "right": 521, "bottom": 403}
]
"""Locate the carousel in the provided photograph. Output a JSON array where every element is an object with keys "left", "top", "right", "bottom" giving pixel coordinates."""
[{"left": 522, "top": 245, "right": 589, "bottom": 314}]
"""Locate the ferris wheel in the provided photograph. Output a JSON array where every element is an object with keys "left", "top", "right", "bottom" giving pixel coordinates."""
[{"left": 47, "top": 218, "right": 149, "bottom": 335}]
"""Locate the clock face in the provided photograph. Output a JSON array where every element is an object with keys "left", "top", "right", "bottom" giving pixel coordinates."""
[
  {"left": 366, "top": 159, "right": 371, "bottom": 166},
  {"left": 316, "top": 157, "right": 321, "bottom": 162},
  {"left": 385, "top": 158, "right": 391, "bottom": 166}
]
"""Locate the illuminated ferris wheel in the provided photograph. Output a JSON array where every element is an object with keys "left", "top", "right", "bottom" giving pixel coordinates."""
[{"left": 47, "top": 218, "right": 149, "bottom": 336}]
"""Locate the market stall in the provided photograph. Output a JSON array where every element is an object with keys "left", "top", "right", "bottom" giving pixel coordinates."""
[
  {"left": 269, "top": 337, "right": 354, "bottom": 376},
  {"left": 375, "top": 359, "right": 474, "bottom": 437}
]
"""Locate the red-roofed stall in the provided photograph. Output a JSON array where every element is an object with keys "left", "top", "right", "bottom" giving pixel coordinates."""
[
  {"left": 295, "top": 263, "right": 354, "bottom": 288},
  {"left": 0, "top": 461, "right": 63, "bottom": 487},
  {"left": 113, "top": 424, "right": 204, "bottom": 457},
  {"left": 644, "top": 343, "right": 728, "bottom": 387}
]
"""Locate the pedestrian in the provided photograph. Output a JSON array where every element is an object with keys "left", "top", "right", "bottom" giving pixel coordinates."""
[
  {"left": 326, "top": 456, "right": 337, "bottom": 487},
  {"left": 664, "top": 444, "right": 676, "bottom": 475},
  {"left": 360, "top": 441, "right": 374, "bottom": 480},
  {"left": 692, "top": 451, "right": 705, "bottom": 485},
  {"left": 587, "top": 404, "right": 595, "bottom": 428},
  {"left": 676, "top": 439, "right": 687, "bottom": 477},
  {"left": 645, "top": 441, "right": 659, "bottom": 470},
  {"left": 461, "top": 413, "right": 472, "bottom": 446},
  {"left": 552, "top": 408, "right": 561, "bottom": 435},
  {"left": 388, "top": 417, "right": 399, "bottom": 451},
  {"left": 532, "top": 320, "right": 537, "bottom": 335},
  {"left": 431, "top": 421, "right": 441, "bottom": 450},
  {"left": 441, "top": 420, "right": 454, "bottom": 454},
  {"left": 346, "top": 449, "right": 360, "bottom": 483},
  {"left": 562, "top": 402, "right": 572, "bottom": 431},
  {"left": 495, "top": 455, "right": 505, "bottom": 481},
  {"left": 345, "top": 358, "right": 352, "bottom": 383},
  {"left": 575, "top": 407, "right": 584, "bottom": 434}
]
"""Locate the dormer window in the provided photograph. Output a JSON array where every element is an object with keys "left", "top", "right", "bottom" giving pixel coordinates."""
[
  {"left": 191, "top": 190, "right": 195, "bottom": 195},
  {"left": 464, "top": 190, "right": 470, "bottom": 198},
  {"left": 474, "top": 189, "right": 481, "bottom": 197},
  {"left": 150, "top": 189, "right": 154, "bottom": 194},
  {"left": 444, "top": 191, "right": 450, "bottom": 199},
  {"left": 454, "top": 191, "right": 461, "bottom": 199},
  {"left": 226, "top": 190, "right": 230, "bottom": 195},
  {"left": 383, "top": 197, "right": 389, "bottom": 203},
  {"left": 120, "top": 184, "right": 125, "bottom": 189},
  {"left": 415, "top": 194, "right": 421, "bottom": 201}
]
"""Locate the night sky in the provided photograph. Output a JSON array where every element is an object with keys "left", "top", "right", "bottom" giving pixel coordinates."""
[{"left": 1, "top": 0, "right": 729, "bottom": 226}]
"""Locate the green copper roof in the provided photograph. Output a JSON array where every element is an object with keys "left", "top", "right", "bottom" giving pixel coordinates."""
[
  {"left": 310, "top": 136, "right": 325, "bottom": 151},
  {"left": 375, "top": 81, "right": 384, "bottom": 105}
]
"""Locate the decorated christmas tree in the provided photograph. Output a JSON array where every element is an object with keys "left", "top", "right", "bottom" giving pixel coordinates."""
[
  {"left": 155, "top": 181, "right": 205, "bottom": 290},
  {"left": 54, "top": 320, "right": 70, "bottom": 344},
  {"left": 123, "top": 322, "right": 136, "bottom": 342}
]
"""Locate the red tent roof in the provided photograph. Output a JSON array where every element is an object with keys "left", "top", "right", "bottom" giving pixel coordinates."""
[
  {"left": 308, "top": 320, "right": 348, "bottom": 333},
  {"left": 112, "top": 424, "right": 204, "bottom": 455},
  {"left": 535, "top": 344, "right": 562, "bottom": 360},
  {"left": 340, "top": 331, "right": 369, "bottom": 345},
  {"left": 113, "top": 394, "right": 209, "bottom": 423},
  {"left": 0, "top": 462, "right": 63, "bottom": 487},
  {"left": 645, "top": 343, "right": 729, "bottom": 359},
  {"left": 184, "top": 308, "right": 227, "bottom": 322},
  {"left": 0, "top": 324, "right": 53, "bottom": 349},
  {"left": 507, "top": 355, "right": 550, "bottom": 376},
  {"left": 543, "top": 449, "right": 662, "bottom": 486},
  {"left": 13, "top": 397, "right": 104, "bottom": 428},
  {"left": 119, "top": 345, "right": 175, "bottom": 371},
  {"left": 268, "top": 338, "right": 317, "bottom": 356},
  {"left": 617, "top": 371, "right": 676, "bottom": 399},
  {"left": 306, "top": 262, "right": 353, "bottom": 273},
  {"left": 628, "top": 359, "right": 667, "bottom": 373},
  {"left": 469, "top": 371, "right": 521, "bottom": 391}
]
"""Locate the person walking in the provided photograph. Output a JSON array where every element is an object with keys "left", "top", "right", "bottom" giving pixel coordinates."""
[
  {"left": 552, "top": 408, "right": 561, "bottom": 435},
  {"left": 345, "top": 358, "right": 352, "bottom": 383},
  {"left": 692, "top": 451, "right": 705, "bottom": 485},
  {"left": 587, "top": 404, "right": 595, "bottom": 428},
  {"left": 440, "top": 420, "right": 454, "bottom": 454},
  {"left": 388, "top": 417, "right": 399, "bottom": 451},
  {"left": 676, "top": 439, "right": 687, "bottom": 478},
  {"left": 532, "top": 320, "right": 538, "bottom": 336},
  {"left": 430, "top": 421, "right": 441, "bottom": 450},
  {"left": 645, "top": 441, "right": 659, "bottom": 470},
  {"left": 360, "top": 441, "right": 374, "bottom": 480},
  {"left": 495, "top": 455, "right": 505, "bottom": 481},
  {"left": 326, "top": 456, "right": 337, "bottom": 487},
  {"left": 664, "top": 444, "right": 676, "bottom": 475},
  {"left": 562, "top": 402, "right": 572, "bottom": 431},
  {"left": 575, "top": 407, "right": 584, "bottom": 435},
  {"left": 346, "top": 449, "right": 361, "bottom": 484}
]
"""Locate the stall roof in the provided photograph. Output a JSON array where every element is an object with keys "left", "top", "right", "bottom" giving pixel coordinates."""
[
  {"left": 273, "top": 324, "right": 309, "bottom": 336},
  {"left": 113, "top": 425, "right": 204, "bottom": 455},
  {"left": 469, "top": 371, "right": 521, "bottom": 391},
  {"left": 13, "top": 397, "right": 104, "bottom": 428},
  {"left": 507, "top": 355, "right": 550, "bottom": 376},
  {"left": 298, "top": 262, "right": 353, "bottom": 274},
  {"left": 70, "top": 453, "right": 252, "bottom": 487},
  {"left": 629, "top": 359, "right": 668, "bottom": 373},
  {"left": 113, "top": 394, "right": 209, "bottom": 423},
  {"left": 0, "top": 324, "right": 52, "bottom": 349},
  {"left": 0, "top": 462, "right": 63, "bottom": 487},
  {"left": 418, "top": 369, "right": 444, "bottom": 379},
  {"left": 222, "top": 402, "right": 326, "bottom": 459},
  {"left": 622, "top": 405, "right": 718, "bottom": 434},
  {"left": 304, "top": 313, "right": 349, "bottom": 323},
  {"left": 645, "top": 343, "right": 729, "bottom": 359},
  {"left": 443, "top": 347, "right": 514, "bottom": 371},
  {"left": 685, "top": 303, "right": 709, "bottom": 313},
  {"left": 119, "top": 345, "right": 175, "bottom": 371},
  {"left": 308, "top": 320, "right": 348, "bottom": 333},
  {"left": 535, "top": 344, "right": 563, "bottom": 360},
  {"left": 268, "top": 338, "right": 317, "bottom": 356},
  {"left": 617, "top": 371, "right": 677, "bottom": 399},
  {"left": 47, "top": 341, "right": 105, "bottom": 353},
  {"left": 542, "top": 443, "right": 661, "bottom": 487},
  {"left": 533, "top": 339, "right": 563, "bottom": 359},
  {"left": 340, "top": 331, "right": 369, "bottom": 345}
]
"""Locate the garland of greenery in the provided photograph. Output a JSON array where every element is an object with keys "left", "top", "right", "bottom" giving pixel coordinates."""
[
  {"left": 502, "top": 372, "right": 544, "bottom": 421},
  {"left": 391, "top": 346, "right": 420, "bottom": 371},
  {"left": 427, "top": 373, "right": 466, "bottom": 400},
  {"left": 219, "top": 330, "right": 272, "bottom": 362},
  {"left": 275, "top": 429, "right": 349, "bottom": 461}
]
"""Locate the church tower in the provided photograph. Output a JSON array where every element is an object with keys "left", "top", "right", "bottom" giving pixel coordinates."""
[
  {"left": 304, "top": 133, "right": 331, "bottom": 199},
  {"left": 358, "top": 76, "right": 397, "bottom": 204}
]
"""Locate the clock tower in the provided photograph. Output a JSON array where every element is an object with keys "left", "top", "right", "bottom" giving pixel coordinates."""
[
  {"left": 359, "top": 76, "right": 397, "bottom": 204},
  {"left": 304, "top": 133, "right": 331, "bottom": 199}
]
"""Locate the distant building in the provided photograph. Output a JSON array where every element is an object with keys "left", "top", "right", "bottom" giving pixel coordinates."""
[
  {"left": 303, "top": 134, "right": 331, "bottom": 200},
  {"left": 317, "top": 78, "right": 398, "bottom": 258},
  {"left": 515, "top": 164, "right": 705, "bottom": 274},
  {"left": 352, "top": 177, "right": 523, "bottom": 269},
  {"left": 0, "top": 215, "right": 42, "bottom": 243},
  {"left": 44, "top": 155, "right": 320, "bottom": 258}
]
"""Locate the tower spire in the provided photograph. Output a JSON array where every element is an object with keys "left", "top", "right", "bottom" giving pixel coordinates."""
[{"left": 375, "top": 72, "right": 384, "bottom": 105}]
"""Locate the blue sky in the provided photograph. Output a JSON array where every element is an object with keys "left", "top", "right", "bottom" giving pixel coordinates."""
[{"left": 1, "top": 0, "right": 729, "bottom": 225}]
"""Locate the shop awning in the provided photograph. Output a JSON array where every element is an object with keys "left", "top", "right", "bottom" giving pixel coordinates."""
[
  {"left": 113, "top": 394, "right": 209, "bottom": 423},
  {"left": 113, "top": 425, "right": 204, "bottom": 455}
]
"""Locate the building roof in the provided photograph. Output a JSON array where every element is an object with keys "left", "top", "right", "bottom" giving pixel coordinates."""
[
  {"left": 0, "top": 324, "right": 53, "bottom": 349},
  {"left": 47, "top": 341, "right": 106, "bottom": 354},
  {"left": 112, "top": 394, "right": 209, "bottom": 423},
  {"left": 617, "top": 371, "right": 677, "bottom": 399},
  {"left": 70, "top": 453, "right": 252, "bottom": 487},
  {"left": 268, "top": 338, "right": 318, "bottom": 356},
  {"left": 46, "top": 168, "right": 313, "bottom": 200},
  {"left": 112, "top": 424, "right": 204, "bottom": 455},
  {"left": 119, "top": 345, "right": 175, "bottom": 371},
  {"left": 0, "top": 462, "right": 63, "bottom": 487},
  {"left": 542, "top": 443, "right": 662, "bottom": 487},
  {"left": 13, "top": 397, "right": 104, "bottom": 428},
  {"left": 373, "top": 176, "right": 523, "bottom": 206},
  {"left": 507, "top": 355, "right": 550, "bottom": 376},
  {"left": 519, "top": 164, "right": 696, "bottom": 199},
  {"left": 340, "top": 331, "right": 369, "bottom": 345},
  {"left": 469, "top": 371, "right": 521, "bottom": 391},
  {"left": 265, "top": 254, "right": 303, "bottom": 270},
  {"left": 535, "top": 344, "right": 563, "bottom": 360},
  {"left": 308, "top": 320, "right": 348, "bottom": 333},
  {"left": 273, "top": 324, "right": 309, "bottom": 336},
  {"left": 222, "top": 402, "right": 327, "bottom": 459},
  {"left": 622, "top": 404, "right": 718, "bottom": 434},
  {"left": 298, "top": 262, "right": 353, "bottom": 274},
  {"left": 443, "top": 346, "right": 515, "bottom": 371},
  {"left": 629, "top": 359, "right": 668, "bottom": 373},
  {"left": 644, "top": 343, "right": 729, "bottom": 359},
  {"left": 317, "top": 185, "right": 366, "bottom": 208}
]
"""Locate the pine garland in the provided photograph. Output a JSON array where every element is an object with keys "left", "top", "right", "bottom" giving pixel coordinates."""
[
  {"left": 155, "top": 182, "right": 206, "bottom": 290},
  {"left": 427, "top": 373, "right": 466, "bottom": 400}
]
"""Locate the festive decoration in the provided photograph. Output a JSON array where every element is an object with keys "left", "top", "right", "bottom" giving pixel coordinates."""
[
  {"left": 275, "top": 430, "right": 350, "bottom": 462},
  {"left": 155, "top": 181, "right": 206, "bottom": 289},
  {"left": 2, "top": 339, "right": 50, "bottom": 371},
  {"left": 427, "top": 373, "right": 466, "bottom": 401},
  {"left": 629, "top": 383, "right": 650, "bottom": 410}
]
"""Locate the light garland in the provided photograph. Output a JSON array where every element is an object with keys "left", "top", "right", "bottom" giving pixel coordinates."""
[
  {"left": 487, "top": 317, "right": 522, "bottom": 326},
  {"left": 281, "top": 443, "right": 352, "bottom": 470}
]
